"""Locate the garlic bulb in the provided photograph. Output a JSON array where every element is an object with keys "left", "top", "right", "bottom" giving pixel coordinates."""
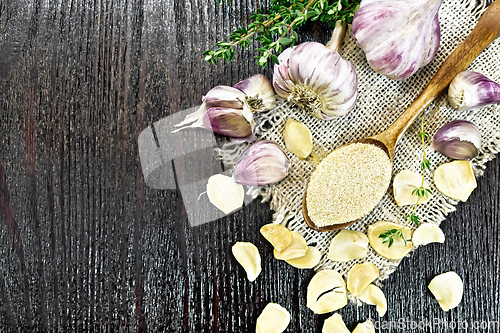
[
  {"left": 448, "top": 71, "right": 500, "bottom": 111},
  {"left": 232, "top": 140, "right": 290, "bottom": 186},
  {"left": 431, "top": 120, "right": 481, "bottom": 160},
  {"left": 273, "top": 22, "right": 358, "bottom": 120},
  {"left": 352, "top": 0, "right": 443, "bottom": 80}
]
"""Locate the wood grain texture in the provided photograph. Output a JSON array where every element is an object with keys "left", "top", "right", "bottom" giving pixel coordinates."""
[{"left": 0, "top": 0, "right": 498, "bottom": 332}]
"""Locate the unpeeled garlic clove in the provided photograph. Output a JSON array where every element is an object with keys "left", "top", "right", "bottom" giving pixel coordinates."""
[
  {"left": 256, "top": 303, "right": 290, "bottom": 333},
  {"left": 393, "top": 170, "right": 432, "bottom": 206},
  {"left": 328, "top": 230, "right": 369, "bottom": 262},
  {"left": 347, "top": 262, "right": 380, "bottom": 296},
  {"left": 352, "top": 320, "right": 375, "bottom": 333},
  {"left": 434, "top": 160, "right": 476, "bottom": 202},
  {"left": 234, "top": 74, "right": 276, "bottom": 114},
  {"left": 428, "top": 271, "right": 463, "bottom": 311},
  {"left": 273, "top": 231, "right": 307, "bottom": 260},
  {"left": 368, "top": 221, "right": 413, "bottom": 260},
  {"left": 412, "top": 223, "right": 445, "bottom": 246},
  {"left": 307, "top": 270, "right": 347, "bottom": 314},
  {"left": 356, "top": 284, "right": 387, "bottom": 317},
  {"left": 285, "top": 246, "right": 321, "bottom": 269},
  {"left": 282, "top": 118, "right": 313, "bottom": 159},
  {"left": 207, "top": 174, "right": 244, "bottom": 214},
  {"left": 232, "top": 242, "right": 262, "bottom": 282},
  {"left": 260, "top": 224, "right": 292, "bottom": 252},
  {"left": 322, "top": 313, "right": 350, "bottom": 333},
  {"left": 431, "top": 120, "right": 481, "bottom": 160},
  {"left": 448, "top": 71, "right": 500, "bottom": 111},
  {"left": 200, "top": 107, "right": 253, "bottom": 138},
  {"left": 233, "top": 140, "right": 290, "bottom": 186}
]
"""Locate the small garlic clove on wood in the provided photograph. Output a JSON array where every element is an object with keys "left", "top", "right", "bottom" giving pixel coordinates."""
[
  {"left": 285, "top": 246, "right": 321, "bottom": 269},
  {"left": 232, "top": 242, "right": 262, "bottom": 282},
  {"left": 393, "top": 170, "right": 432, "bottom": 206},
  {"left": 347, "top": 262, "right": 380, "bottom": 297},
  {"left": 356, "top": 284, "right": 387, "bottom": 317},
  {"left": 273, "top": 231, "right": 307, "bottom": 260},
  {"left": 448, "top": 71, "right": 500, "bottom": 111},
  {"left": 412, "top": 223, "right": 445, "bottom": 246},
  {"left": 256, "top": 303, "right": 291, "bottom": 333},
  {"left": 207, "top": 174, "right": 244, "bottom": 214},
  {"left": 368, "top": 221, "right": 413, "bottom": 260},
  {"left": 434, "top": 160, "right": 476, "bottom": 202},
  {"left": 260, "top": 224, "right": 292, "bottom": 252},
  {"left": 307, "top": 270, "right": 347, "bottom": 314},
  {"left": 352, "top": 320, "right": 375, "bottom": 333},
  {"left": 282, "top": 118, "right": 313, "bottom": 159},
  {"left": 328, "top": 230, "right": 369, "bottom": 262},
  {"left": 428, "top": 271, "right": 463, "bottom": 311},
  {"left": 322, "top": 313, "right": 350, "bottom": 333}
]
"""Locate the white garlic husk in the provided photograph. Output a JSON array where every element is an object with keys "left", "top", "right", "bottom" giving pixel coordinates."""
[
  {"left": 352, "top": 0, "right": 443, "bottom": 80},
  {"left": 448, "top": 71, "right": 500, "bottom": 111},
  {"left": 273, "top": 23, "right": 358, "bottom": 120}
]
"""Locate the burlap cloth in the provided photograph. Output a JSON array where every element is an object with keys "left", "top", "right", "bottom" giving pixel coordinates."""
[{"left": 217, "top": 0, "right": 500, "bottom": 284}]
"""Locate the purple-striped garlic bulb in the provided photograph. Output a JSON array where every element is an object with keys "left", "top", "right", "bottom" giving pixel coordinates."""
[{"left": 448, "top": 71, "right": 500, "bottom": 112}]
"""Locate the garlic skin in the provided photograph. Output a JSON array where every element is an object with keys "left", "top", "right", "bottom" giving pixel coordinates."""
[
  {"left": 273, "top": 42, "right": 358, "bottom": 120},
  {"left": 431, "top": 120, "right": 481, "bottom": 160},
  {"left": 448, "top": 71, "right": 500, "bottom": 111},
  {"left": 352, "top": 0, "right": 443, "bottom": 80},
  {"left": 233, "top": 140, "right": 290, "bottom": 186}
]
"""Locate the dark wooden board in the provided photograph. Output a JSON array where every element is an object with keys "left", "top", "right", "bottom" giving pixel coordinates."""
[{"left": 0, "top": 0, "right": 498, "bottom": 332}]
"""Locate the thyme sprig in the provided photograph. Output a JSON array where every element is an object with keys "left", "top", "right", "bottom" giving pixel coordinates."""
[
  {"left": 379, "top": 114, "right": 433, "bottom": 248},
  {"left": 205, "top": 0, "right": 361, "bottom": 67}
]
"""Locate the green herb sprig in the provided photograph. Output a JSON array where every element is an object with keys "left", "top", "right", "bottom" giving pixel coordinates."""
[
  {"left": 379, "top": 114, "right": 433, "bottom": 248},
  {"left": 205, "top": 0, "right": 361, "bottom": 67}
]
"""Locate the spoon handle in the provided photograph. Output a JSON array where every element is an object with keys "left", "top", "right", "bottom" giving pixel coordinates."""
[{"left": 377, "top": 0, "right": 500, "bottom": 153}]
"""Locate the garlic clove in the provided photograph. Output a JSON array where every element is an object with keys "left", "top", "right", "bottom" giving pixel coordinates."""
[
  {"left": 200, "top": 107, "right": 252, "bottom": 138},
  {"left": 207, "top": 174, "right": 244, "bottom": 214},
  {"left": 282, "top": 118, "right": 313, "bottom": 159},
  {"left": 260, "top": 224, "right": 292, "bottom": 252},
  {"left": 233, "top": 140, "right": 290, "bottom": 186},
  {"left": 256, "top": 303, "right": 290, "bottom": 333},
  {"left": 234, "top": 74, "right": 276, "bottom": 112},
  {"left": 285, "top": 246, "right": 321, "bottom": 269},
  {"left": 367, "top": 221, "right": 413, "bottom": 260},
  {"left": 273, "top": 231, "right": 307, "bottom": 260},
  {"left": 412, "top": 223, "right": 445, "bottom": 246},
  {"left": 428, "top": 271, "right": 463, "bottom": 311},
  {"left": 307, "top": 270, "right": 347, "bottom": 314},
  {"left": 352, "top": 320, "right": 375, "bottom": 333},
  {"left": 328, "top": 230, "right": 369, "bottom": 262},
  {"left": 434, "top": 160, "right": 476, "bottom": 202},
  {"left": 232, "top": 242, "right": 262, "bottom": 282},
  {"left": 203, "top": 85, "right": 246, "bottom": 109},
  {"left": 356, "top": 284, "right": 387, "bottom": 317},
  {"left": 347, "top": 262, "right": 380, "bottom": 296},
  {"left": 448, "top": 71, "right": 500, "bottom": 112},
  {"left": 393, "top": 170, "right": 432, "bottom": 206},
  {"left": 322, "top": 313, "right": 350, "bottom": 333},
  {"left": 431, "top": 120, "right": 481, "bottom": 160}
]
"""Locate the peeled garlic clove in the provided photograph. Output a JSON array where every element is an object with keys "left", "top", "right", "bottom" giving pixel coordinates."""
[
  {"left": 357, "top": 284, "right": 387, "bottom": 317},
  {"left": 431, "top": 120, "right": 481, "bottom": 160},
  {"left": 207, "top": 174, "right": 244, "bottom": 214},
  {"left": 285, "top": 246, "right": 321, "bottom": 269},
  {"left": 273, "top": 231, "right": 307, "bottom": 260},
  {"left": 282, "top": 118, "right": 313, "bottom": 159},
  {"left": 352, "top": 320, "right": 375, "bottom": 333},
  {"left": 307, "top": 270, "right": 347, "bottom": 314},
  {"left": 367, "top": 221, "right": 413, "bottom": 260},
  {"left": 199, "top": 107, "right": 252, "bottom": 138},
  {"left": 412, "top": 223, "right": 445, "bottom": 246},
  {"left": 232, "top": 242, "right": 262, "bottom": 282},
  {"left": 322, "top": 313, "right": 350, "bottom": 333},
  {"left": 448, "top": 71, "right": 500, "bottom": 112},
  {"left": 393, "top": 170, "right": 432, "bottom": 206},
  {"left": 352, "top": 0, "right": 442, "bottom": 80},
  {"left": 328, "top": 230, "right": 369, "bottom": 262},
  {"left": 260, "top": 224, "right": 292, "bottom": 252},
  {"left": 233, "top": 140, "right": 290, "bottom": 186},
  {"left": 428, "top": 271, "right": 463, "bottom": 311},
  {"left": 347, "top": 262, "right": 379, "bottom": 296},
  {"left": 256, "top": 303, "right": 290, "bottom": 333},
  {"left": 234, "top": 74, "right": 276, "bottom": 112},
  {"left": 434, "top": 160, "right": 476, "bottom": 202}
]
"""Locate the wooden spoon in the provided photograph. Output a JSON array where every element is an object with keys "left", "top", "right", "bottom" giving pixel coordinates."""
[{"left": 303, "top": 0, "right": 500, "bottom": 232}]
